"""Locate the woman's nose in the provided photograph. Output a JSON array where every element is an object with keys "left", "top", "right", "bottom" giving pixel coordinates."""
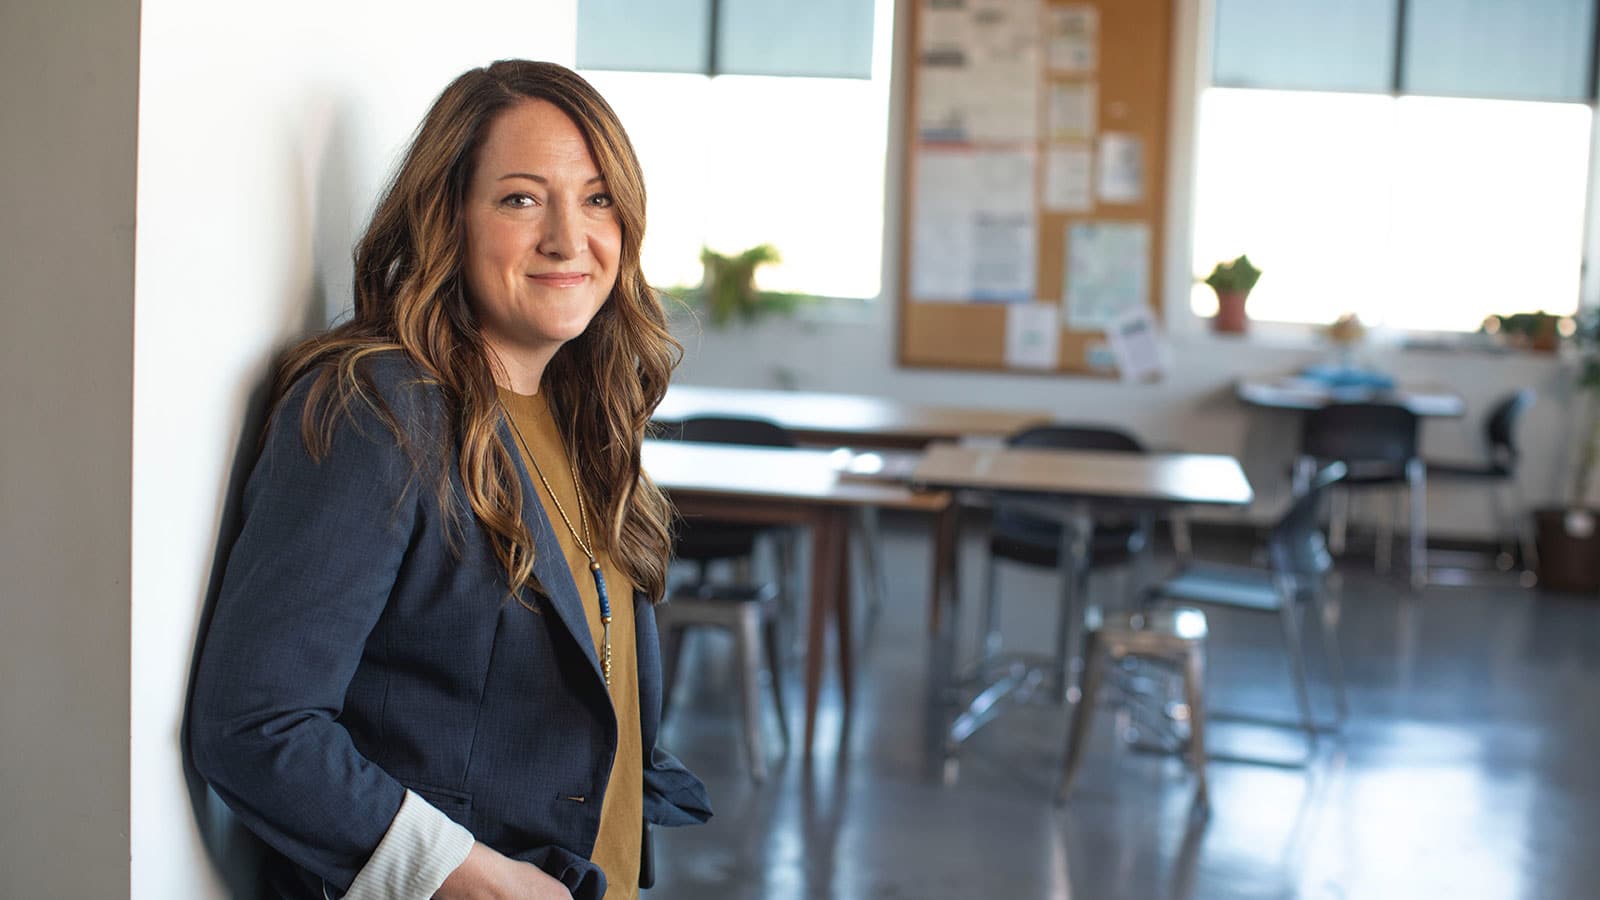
[{"left": 537, "top": 203, "right": 582, "bottom": 260}]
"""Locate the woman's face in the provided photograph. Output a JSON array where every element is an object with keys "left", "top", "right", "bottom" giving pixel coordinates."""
[{"left": 462, "top": 98, "right": 621, "bottom": 381}]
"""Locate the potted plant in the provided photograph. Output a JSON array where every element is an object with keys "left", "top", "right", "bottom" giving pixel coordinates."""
[
  {"left": 1203, "top": 255, "right": 1262, "bottom": 334},
  {"left": 1487, "top": 310, "right": 1562, "bottom": 353},
  {"left": 674, "top": 243, "right": 811, "bottom": 328},
  {"left": 1536, "top": 308, "right": 1600, "bottom": 593}
]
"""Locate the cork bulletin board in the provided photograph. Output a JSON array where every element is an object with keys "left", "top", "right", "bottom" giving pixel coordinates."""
[{"left": 896, "top": 0, "right": 1174, "bottom": 375}]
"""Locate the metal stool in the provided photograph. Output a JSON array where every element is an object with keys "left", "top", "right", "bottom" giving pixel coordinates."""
[
  {"left": 1058, "top": 606, "right": 1209, "bottom": 809},
  {"left": 659, "top": 581, "right": 789, "bottom": 781}
]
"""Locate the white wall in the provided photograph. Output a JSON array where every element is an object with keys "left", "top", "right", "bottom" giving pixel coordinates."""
[
  {"left": 670, "top": 0, "right": 1582, "bottom": 538},
  {"left": 129, "top": 2, "right": 576, "bottom": 897},
  {"left": 0, "top": 1, "right": 139, "bottom": 897}
]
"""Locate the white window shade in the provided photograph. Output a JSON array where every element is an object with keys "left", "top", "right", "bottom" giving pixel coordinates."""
[
  {"left": 577, "top": 0, "right": 710, "bottom": 74},
  {"left": 1213, "top": 0, "right": 1398, "bottom": 93},
  {"left": 1403, "top": 0, "right": 1596, "bottom": 102},
  {"left": 717, "top": 0, "right": 875, "bottom": 79},
  {"left": 577, "top": 0, "right": 874, "bottom": 79}
]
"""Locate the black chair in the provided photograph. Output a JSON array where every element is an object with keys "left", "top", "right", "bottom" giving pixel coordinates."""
[
  {"left": 1143, "top": 462, "right": 1349, "bottom": 761},
  {"left": 670, "top": 415, "right": 798, "bottom": 577},
  {"left": 978, "top": 425, "right": 1153, "bottom": 699},
  {"left": 1426, "top": 389, "right": 1538, "bottom": 583},
  {"left": 660, "top": 415, "right": 797, "bottom": 781},
  {"left": 1294, "top": 402, "right": 1426, "bottom": 587}
]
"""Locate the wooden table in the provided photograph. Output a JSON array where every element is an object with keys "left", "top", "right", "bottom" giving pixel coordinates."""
[
  {"left": 657, "top": 385, "right": 1052, "bottom": 449},
  {"left": 909, "top": 443, "right": 1254, "bottom": 762},
  {"left": 643, "top": 439, "right": 954, "bottom": 756},
  {"left": 1237, "top": 374, "right": 1466, "bottom": 417}
]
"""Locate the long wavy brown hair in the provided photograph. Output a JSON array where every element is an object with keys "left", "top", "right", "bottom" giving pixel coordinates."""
[{"left": 277, "top": 60, "right": 680, "bottom": 603}]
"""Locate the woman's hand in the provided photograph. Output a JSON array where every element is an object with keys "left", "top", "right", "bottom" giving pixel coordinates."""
[{"left": 435, "top": 842, "right": 572, "bottom": 899}]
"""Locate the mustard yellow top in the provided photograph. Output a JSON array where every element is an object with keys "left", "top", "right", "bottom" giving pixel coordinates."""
[{"left": 500, "top": 387, "right": 642, "bottom": 900}]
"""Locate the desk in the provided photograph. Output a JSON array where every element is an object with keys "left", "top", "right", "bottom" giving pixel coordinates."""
[
  {"left": 910, "top": 443, "right": 1253, "bottom": 762},
  {"left": 657, "top": 385, "right": 1052, "bottom": 449},
  {"left": 643, "top": 439, "right": 953, "bottom": 755},
  {"left": 1237, "top": 374, "right": 1466, "bottom": 417}
]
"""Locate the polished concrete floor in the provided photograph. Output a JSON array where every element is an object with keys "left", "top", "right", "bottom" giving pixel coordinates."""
[{"left": 649, "top": 517, "right": 1600, "bottom": 900}]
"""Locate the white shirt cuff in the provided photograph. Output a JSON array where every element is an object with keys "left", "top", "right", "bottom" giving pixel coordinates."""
[{"left": 342, "top": 789, "right": 476, "bottom": 900}]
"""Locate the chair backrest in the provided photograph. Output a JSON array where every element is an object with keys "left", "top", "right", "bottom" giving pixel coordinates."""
[
  {"left": 1268, "top": 461, "right": 1346, "bottom": 581},
  {"left": 1484, "top": 389, "right": 1534, "bottom": 471},
  {"left": 677, "top": 415, "right": 797, "bottom": 448},
  {"left": 670, "top": 415, "right": 796, "bottom": 564},
  {"left": 1299, "top": 402, "right": 1419, "bottom": 464},
  {"left": 1007, "top": 424, "right": 1145, "bottom": 454},
  {"left": 992, "top": 424, "right": 1146, "bottom": 547}
]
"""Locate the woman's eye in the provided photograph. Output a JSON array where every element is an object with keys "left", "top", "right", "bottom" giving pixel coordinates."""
[
  {"left": 588, "top": 193, "right": 615, "bottom": 209},
  {"left": 501, "top": 193, "right": 536, "bottom": 208}
]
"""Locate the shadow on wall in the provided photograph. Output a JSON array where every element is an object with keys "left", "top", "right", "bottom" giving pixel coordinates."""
[
  {"left": 180, "top": 367, "right": 275, "bottom": 900},
  {"left": 178, "top": 91, "right": 366, "bottom": 897}
]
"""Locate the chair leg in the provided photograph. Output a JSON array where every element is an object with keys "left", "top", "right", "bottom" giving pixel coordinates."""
[
  {"left": 1274, "top": 586, "right": 1318, "bottom": 754},
  {"left": 1292, "top": 455, "right": 1316, "bottom": 496},
  {"left": 763, "top": 614, "right": 791, "bottom": 751},
  {"left": 1329, "top": 485, "right": 1349, "bottom": 556},
  {"left": 735, "top": 610, "right": 768, "bottom": 781},
  {"left": 1181, "top": 644, "right": 1209, "bottom": 810},
  {"left": 1169, "top": 510, "right": 1194, "bottom": 561},
  {"left": 1408, "top": 459, "right": 1428, "bottom": 589},
  {"left": 1375, "top": 488, "right": 1394, "bottom": 575},
  {"left": 980, "top": 548, "right": 1003, "bottom": 664},
  {"left": 1308, "top": 586, "right": 1349, "bottom": 724},
  {"left": 1053, "top": 540, "right": 1090, "bottom": 703},
  {"left": 1057, "top": 632, "right": 1106, "bottom": 804},
  {"left": 1509, "top": 478, "right": 1540, "bottom": 578},
  {"left": 1488, "top": 480, "right": 1513, "bottom": 571},
  {"left": 854, "top": 506, "right": 888, "bottom": 637}
]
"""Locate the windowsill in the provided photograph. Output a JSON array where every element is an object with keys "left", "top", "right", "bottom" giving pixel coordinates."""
[
  {"left": 1171, "top": 314, "right": 1566, "bottom": 361},
  {"left": 666, "top": 294, "right": 880, "bottom": 332}
]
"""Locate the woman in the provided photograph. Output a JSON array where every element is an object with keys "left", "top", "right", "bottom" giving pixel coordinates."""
[{"left": 190, "top": 60, "right": 709, "bottom": 900}]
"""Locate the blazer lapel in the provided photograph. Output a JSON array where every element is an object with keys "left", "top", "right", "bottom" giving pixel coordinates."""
[{"left": 497, "top": 417, "right": 606, "bottom": 687}]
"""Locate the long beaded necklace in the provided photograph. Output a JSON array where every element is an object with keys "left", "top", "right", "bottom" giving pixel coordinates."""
[{"left": 503, "top": 401, "right": 613, "bottom": 687}]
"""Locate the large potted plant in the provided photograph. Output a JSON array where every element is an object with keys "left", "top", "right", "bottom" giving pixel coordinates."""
[
  {"left": 1203, "top": 255, "right": 1262, "bottom": 334},
  {"left": 1536, "top": 309, "right": 1600, "bottom": 593}
]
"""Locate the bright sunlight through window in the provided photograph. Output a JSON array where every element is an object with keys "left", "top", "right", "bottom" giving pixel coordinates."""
[
  {"left": 1191, "top": 88, "right": 1591, "bottom": 332},
  {"left": 582, "top": 0, "right": 895, "bottom": 301}
]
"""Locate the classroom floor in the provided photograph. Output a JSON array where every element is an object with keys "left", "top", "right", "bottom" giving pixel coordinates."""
[{"left": 648, "top": 517, "right": 1600, "bottom": 900}]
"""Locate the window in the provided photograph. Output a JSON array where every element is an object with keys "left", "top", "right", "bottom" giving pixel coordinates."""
[
  {"left": 581, "top": 0, "right": 894, "bottom": 300},
  {"left": 1191, "top": 89, "right": 1590, "bottom": 331}
]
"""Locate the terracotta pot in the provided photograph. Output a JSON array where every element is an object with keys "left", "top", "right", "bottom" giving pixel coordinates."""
[
  {"left": 1212, "top": 289, "right": 1250, "bottom": 334},
  {"left": 1535, "top": 507, "right": 1600, "bottom": 594}
]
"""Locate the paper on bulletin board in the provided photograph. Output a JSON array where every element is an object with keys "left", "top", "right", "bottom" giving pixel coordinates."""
[
  {"left": 1046, "top": 4, "right": 1098, "bottom": 73},
  {"left": 1005, "top": 303, "right": 1060, "bottom": 369},
  {"left": 915, "top": 0, "right": 1041, "bottom": 142},
  {"left": 1044, "top": 144, "right": 1093, "bottom": 212},
  {"left": 970, "top": 149, "right": 1037, "bottom": 301},
  {"left": 1097, "top": 132, "right": 1144, "bottom": 204},
  {"left": 968, "top": 0, "right": 1041, "bottom": 142},
  {"left": 916, "top": 3, "right": 974, "bottom": 142},
  {"left": 910, "top": 147, "right": 978, "bottom": 300},
  {"left": 1063, "top": 221, "right": 1150, "bottom": 329},
  {"left": 1048, "top": 81, "right": 1097, "bottom": 141},
  {"left": 911, "top": 147, "right": 1037, "bottom": 302},
  {"left": 1103, "top": 305, "right": 1169, "bottom": 382}
]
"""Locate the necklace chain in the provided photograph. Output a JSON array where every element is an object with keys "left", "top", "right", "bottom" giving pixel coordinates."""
[{"left": 503, "top": 399, "right": 613, "bottom": 686}]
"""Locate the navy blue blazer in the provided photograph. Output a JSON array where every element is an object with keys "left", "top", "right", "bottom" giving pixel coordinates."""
[{"left": 190, "top": 353, "right": 710, "bottom": 899}]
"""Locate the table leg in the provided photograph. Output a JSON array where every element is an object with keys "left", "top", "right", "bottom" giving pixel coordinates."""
[
  {"left": 928, "top": 503, "right": 959, "bottom": 636},
  {"left": 803, "top": 509, "right": 841, "bottom": 756},
  {"left": 832, "top": 508, "right": 855, "bottom": 723}
]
